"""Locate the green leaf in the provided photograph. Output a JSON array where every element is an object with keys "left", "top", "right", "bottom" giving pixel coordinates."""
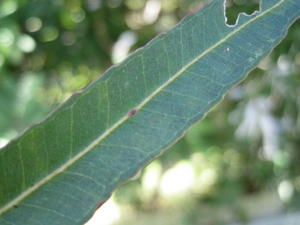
[{"left": 0, "top": 0, "right": 299, "bottom": 224}]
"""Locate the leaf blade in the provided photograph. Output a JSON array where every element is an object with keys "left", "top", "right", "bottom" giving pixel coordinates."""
[{"left": 1, "top": 0, "right": 300, "bottom": 224}]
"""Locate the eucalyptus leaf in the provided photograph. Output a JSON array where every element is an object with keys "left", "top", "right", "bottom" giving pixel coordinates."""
[{"left": 0, "top": 0, "right": 300, "bottom": 224}]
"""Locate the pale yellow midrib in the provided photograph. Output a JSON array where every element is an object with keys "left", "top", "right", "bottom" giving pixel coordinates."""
[{"left": 0, "top": 0, "right": 284, "bottom": 216}]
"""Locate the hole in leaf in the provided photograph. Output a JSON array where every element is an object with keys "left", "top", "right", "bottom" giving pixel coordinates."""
[{"left": 225, "top": 0, "right": 260, "bottom": 25}]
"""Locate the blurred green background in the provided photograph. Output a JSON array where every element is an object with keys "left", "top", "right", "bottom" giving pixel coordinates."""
[{"left": 0, "top": 0, "right": 300, "bottom": 224}]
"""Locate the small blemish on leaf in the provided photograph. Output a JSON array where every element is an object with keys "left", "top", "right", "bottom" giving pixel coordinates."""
[
  {"left": 225, "top": 47, "right": 230, "bottom": 53},
  {"left": 128, "top": 108, "right": 137, "bottom": 117},
  {"left": 13, "top": 205, "right": 18, "bottom": 209}
]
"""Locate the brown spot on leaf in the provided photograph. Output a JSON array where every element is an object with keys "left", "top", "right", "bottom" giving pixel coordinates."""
[{"left": 128, "top": 108, "right": 137, "bottom": 117}]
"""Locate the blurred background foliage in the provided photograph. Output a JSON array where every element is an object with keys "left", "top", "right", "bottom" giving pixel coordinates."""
[{"left": 0, "top": 0, "right": 300, "bottom": 224}]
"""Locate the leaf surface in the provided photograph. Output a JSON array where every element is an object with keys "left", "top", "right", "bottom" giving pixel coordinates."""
[{"left": 0, "top": 0, "right": 300, "bottom": 224}]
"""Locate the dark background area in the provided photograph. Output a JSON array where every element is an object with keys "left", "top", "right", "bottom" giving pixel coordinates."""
[{"left": 0, "top": 0, "right": 300, "bottom": 224}]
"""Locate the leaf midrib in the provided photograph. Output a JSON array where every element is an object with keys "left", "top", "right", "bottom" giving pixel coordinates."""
[{"left": 0, "top": 0, "right": 284, "bottom": 215}]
